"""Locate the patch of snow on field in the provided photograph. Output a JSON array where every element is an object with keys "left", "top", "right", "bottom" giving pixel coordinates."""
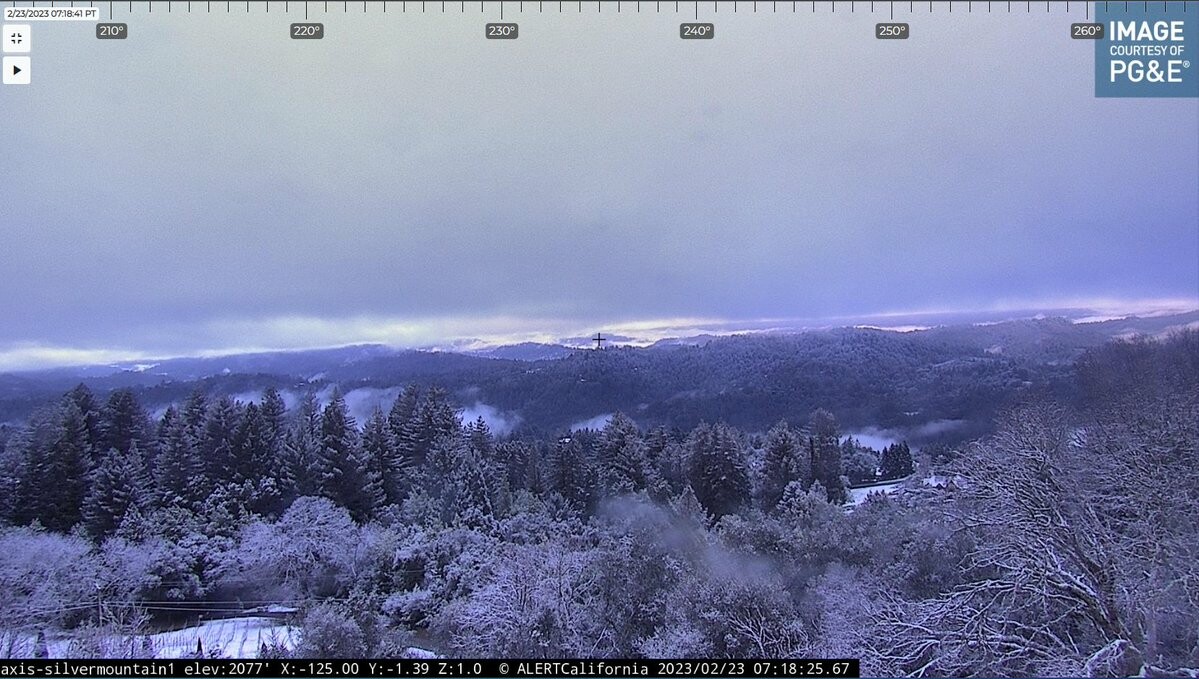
[
  {"left": 150, "top": 617, "right": 299, "bottom": 659},
  {"left": 17, "top": 617, "right": 443, "bottom": 660},
  {"left": 17, "top": 618, "right": 296, "bottom": 659},
  {"left": 847, "top": 481, "right": 903, "bottom": 506},
  {"left": 402, "top": 647, "right": 440, "bottom": 659}
]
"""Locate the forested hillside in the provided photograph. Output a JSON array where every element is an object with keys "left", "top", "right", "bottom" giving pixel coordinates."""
[
  {"left": 11, "top": 313, "right": 1188, "bottom": 445},
  {"left": 0, "top": 330, "right": 1195, "bottom": 675}
]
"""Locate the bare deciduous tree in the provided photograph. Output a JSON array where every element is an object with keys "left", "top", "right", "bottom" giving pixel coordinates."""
[{"left": 869, "top": 396, "right": 1198, "bottom": 677}]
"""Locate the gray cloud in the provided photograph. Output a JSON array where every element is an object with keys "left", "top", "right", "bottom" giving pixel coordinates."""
[{"left": 1, "top": 7, "right": 1195, "bottom": 368}]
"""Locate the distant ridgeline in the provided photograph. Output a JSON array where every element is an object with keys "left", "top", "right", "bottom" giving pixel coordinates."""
[{"left": 0, "top": 312, "right": 1195, "bottom": 441}]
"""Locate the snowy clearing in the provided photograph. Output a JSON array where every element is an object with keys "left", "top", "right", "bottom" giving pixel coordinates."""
[
  {"left": 148, "top": 617, "right": 299, "bottom": 658},
  {"left": 18, "top": 618, "right": 445, "bottom": 660},
  {"left": 20, "top": 617, "right": 299, "bottom": 660},
  {"left": 847, "top": 480, "right": 904, "bottom": 506}
]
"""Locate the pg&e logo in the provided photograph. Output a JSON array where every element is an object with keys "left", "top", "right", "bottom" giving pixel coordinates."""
[{"left": 1096, "top": 3, "right": 1197, "bottom": 97}]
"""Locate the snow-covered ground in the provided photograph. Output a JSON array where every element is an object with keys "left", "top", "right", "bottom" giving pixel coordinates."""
[
  {"left": 21, "top": 617, "right": 443, "bottom": 660},
  {"left": 20, "top": 617, "right": 299, "bottom": 659},
  {"left": 148, "top": 616, "right": 300, "bottom": 658},
  {"left": 847, "top": 480, "right": 904, "bottom": 506}
]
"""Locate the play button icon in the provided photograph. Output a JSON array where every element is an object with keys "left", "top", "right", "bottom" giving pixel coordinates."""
[{"left": 3, "top": 56, "right": 29, "bottom": 84}]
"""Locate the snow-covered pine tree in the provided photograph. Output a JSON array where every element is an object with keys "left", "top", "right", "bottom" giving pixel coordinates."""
[
  {"left": 361, "top": 407, "right": 405, "bottom": 507},
  {"left": 24, "top": 400, "right": 91, "bottom": 531},
  {"left": 523, "top": 441, "right": 546, "bottom": 495},
  {"left": 598, "top": 413, "right": 651, "bottom": 494},
  {"left": 879, "top": 442, "right": 914, "bottom": 480},
  {"left": 466, "top": 416, "right": 494, "bottom": 460},
  {"left": 549, "top": 435, "right": 594, "bottom": 511},
  {"left": 686, "top": 422, "right": 751, "bottom": 518},
  {"left": 412, "top": 387, "right": 460, "bottom": 468},
  {"left": 611, "top": 439, "right": 654, "bottom": 494},
  {"left": 231, "top": 401, "right": 291, "bottom": 517},
  {"left": 420, "top": 429, "right": 466, "bottom": 505},
  {"left": 671, "top": 483, "right": 711, "bottom": 529},
  {"left": 319, "top": 390, "right": 382, "bottom": 522},
  {"left": 495, "top": 440, "right": 533, "bottom": 494},
  {"left": 654, "top": 438, "right": 690, "bottom": 497},
  {"left": 65, "top": 383, "right": 104, "bottom": 456},
  {"left": 201, "top": 396, "right": 241, "bottom": 486},
  {"left": 449, "top": 448, "right": 496, "bottom": 529},
  {"left": 259, "top": 388, "right": 287, "bottom": 439},
  {"left": 387, "top": 384, "right": 422, "bottom": 470},
  {"left": 808, "top": 409, "right": 846, "bottom": 504},
  {"left": 83, "top": 443, "right": 148, "bottom": 540},
  {"left": 757, "top": 420, "right": 806, "bottom": 512},
  {"left": 643, "top": 426, "right": 675, "bottom": 491},
  {"left": 231, "top": 402, "right": 268, "bottom": 485},
  {"left": 258, "top": 387, "right": 295, "bottom": 514},
  {"left": 286, "top": 391, "right": 327, "bottom": 498},
  {"left": 100, "top": 389, "right": 152, "bottom": 464},
  {"left": 181, "top": 389, "right": 208, "bottom": 439},
  {"left": 153, "top": 405, "right": 205, "bottom": 510}
]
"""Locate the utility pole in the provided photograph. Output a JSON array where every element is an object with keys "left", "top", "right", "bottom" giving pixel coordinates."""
[{"left": 94, "top": 582, "right": 103, "bottom": 627}]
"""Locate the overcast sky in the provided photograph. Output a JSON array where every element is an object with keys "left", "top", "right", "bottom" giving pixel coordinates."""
[{"left": 2, "top": 3, "right": 1197, "bottom": 369}]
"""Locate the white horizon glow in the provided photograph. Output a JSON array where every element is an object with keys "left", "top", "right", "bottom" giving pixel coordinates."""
[{"left": 1, "top": 297, "right": 1194, "bottom": 372}]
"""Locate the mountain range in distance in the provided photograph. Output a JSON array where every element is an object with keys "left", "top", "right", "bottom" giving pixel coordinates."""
[{"left": 0, "top": 307, "right": 1195, "bottom": 441}]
